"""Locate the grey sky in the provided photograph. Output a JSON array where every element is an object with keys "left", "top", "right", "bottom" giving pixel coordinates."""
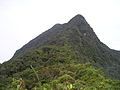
[{"left": 0, "top": 0, "right": 120, "bottom": 63}]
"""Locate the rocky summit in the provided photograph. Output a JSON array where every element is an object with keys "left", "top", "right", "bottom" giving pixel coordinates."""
[{"left": 0, "top": 14, "right": 120, "bottom": 89}]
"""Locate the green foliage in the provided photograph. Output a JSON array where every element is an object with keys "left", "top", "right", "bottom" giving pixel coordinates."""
[
  {"left": 1, "top": 63, "right": 119, "bottom": 90},
  {"left": 58, "top": 74, "right": 75, "bottom": 83}
]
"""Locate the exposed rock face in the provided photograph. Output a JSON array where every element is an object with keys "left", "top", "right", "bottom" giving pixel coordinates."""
[{"left": 1, "top": 14, "right": 120, "bottom": 79}]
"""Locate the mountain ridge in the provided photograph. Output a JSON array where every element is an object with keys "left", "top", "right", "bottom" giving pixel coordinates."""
[
  {"left": 1, "top": 14, "right": 120, "bottom": 90},
  {"left": 1, "top": 14, "right": 120, "bottom": 80},
  {"left": 12, "top": 14, "right": 98, "bottom": 58}
]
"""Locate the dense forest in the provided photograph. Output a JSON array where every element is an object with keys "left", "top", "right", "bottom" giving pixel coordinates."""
[{"left": 1, "top": 63, "right": 120, "bottom": 90}]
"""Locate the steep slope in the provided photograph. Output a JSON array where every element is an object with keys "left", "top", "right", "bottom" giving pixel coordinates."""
[{"left": 0, "top": 14, "right": 120, "bottom": 82}]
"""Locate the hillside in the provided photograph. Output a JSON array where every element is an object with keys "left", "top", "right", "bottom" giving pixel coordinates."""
[{"left": 0, "top": 14, "right": 120, "bottom": 89}]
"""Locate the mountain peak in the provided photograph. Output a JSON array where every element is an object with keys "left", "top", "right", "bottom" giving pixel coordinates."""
[
  {"left": 72, "top": 14, "right": 85, "bottom": 19},
  {"left": 68, "top": 14, "right": 87, "bottom": 25},
  {"left": 1, "top": 14, "right": 120, "bottom": 88}
]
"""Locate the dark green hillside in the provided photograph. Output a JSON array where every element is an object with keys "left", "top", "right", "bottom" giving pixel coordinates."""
[{"left": 0, "top": 14, "right": 120, "bottom": 89}]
